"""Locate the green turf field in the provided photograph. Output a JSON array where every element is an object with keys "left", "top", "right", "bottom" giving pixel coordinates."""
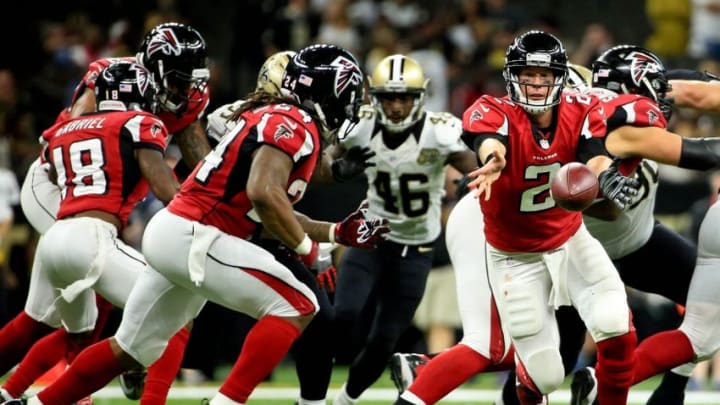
[{"left": 18, "top": 363, "right": 720, "bottom": 404}]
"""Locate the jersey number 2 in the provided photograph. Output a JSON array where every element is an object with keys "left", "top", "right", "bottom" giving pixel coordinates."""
[{"left": 520, "top": 163, "right": 562, "bottom": 212}]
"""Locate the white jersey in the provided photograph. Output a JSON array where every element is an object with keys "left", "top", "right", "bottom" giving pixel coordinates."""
[
  {"left": 0, "top": 168, "right": 19, "bottom": 222},
  {"left": 339, "top": 105, "right": 468, "bottom": 245},
  {"left": 206, "top": 99, "right": 246, "bottom": 143},
  {"left": 583, "top": 159, "right": 659, "bottom": 259}
]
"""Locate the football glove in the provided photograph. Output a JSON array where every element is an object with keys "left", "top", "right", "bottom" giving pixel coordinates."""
[
  {"left": 316, "top": 265, "right": 338, "bottom": 293},
  {"left": 333, "top": 201, "right": 390, "bottom": 249},
  {"left": 331, "top": 146, "right": 376, "bottom": 182},
  {"left": 297, "top": 240, "right": 320, "bottom": 269},
  {"left": 598, "top": 163, "right": 640, "bottom": 210}
]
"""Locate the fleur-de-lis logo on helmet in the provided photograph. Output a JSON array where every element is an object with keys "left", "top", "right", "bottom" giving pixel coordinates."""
[
  {"left": 331, "top": 56, "right": 363, "bottom": 97},
  {"left": 145, "top": 27, "right": 182, "bottom": 57}
]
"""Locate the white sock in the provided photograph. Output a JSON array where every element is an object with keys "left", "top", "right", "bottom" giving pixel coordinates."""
[
  {"left": 333, "top": 383, "right": 358, "bottom": 405},
  {"left": 400, "top": 391, "right": 426, "bottom": 405},
  {"left": 672, "top": 362, "right": 697, "bottom": 377},
  {"left": 210, "top": 392, "right": 244, "bottom": 405},
  {"left": 296, "top": 398, "right": 326, "bottom": 405},
  {"left": 27, "top": 397, "right": 45, "bottom": 405},
  {"left": 0, "top": 388, "right": 13, "bottom": 401}
]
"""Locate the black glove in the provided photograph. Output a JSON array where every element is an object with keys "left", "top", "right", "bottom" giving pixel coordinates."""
[
  {"left": 598, "top": 163, "right": 640, "bottom": 210},
  {"left": 454, "top": 175, "right": 473, "bottom": 199},
  {"left": 331, "top": 146, "right": 375, "bottom": 182}
]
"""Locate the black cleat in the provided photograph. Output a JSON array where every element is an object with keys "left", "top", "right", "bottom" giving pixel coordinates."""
[
  {"left": 389, "top": 353, "right": 429, "bottom": 394},
  {"left": 119, "top": 368, "right": 147, "bottom": 400},
  {"left": 570, "top": 367, "right": 599, "bottom": 405}
]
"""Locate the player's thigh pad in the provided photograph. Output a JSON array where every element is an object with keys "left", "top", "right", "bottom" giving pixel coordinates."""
[
  {"left": 567, "top": 225, "right": 629, "bottom": 341},
  {"left": 115, "top": 268, "right": 207, "bottom": 367},
  {"left": 24, "top": 241, "right": 62, "bottom": 328},
  {"left": 40, "top": 217, "right": 143, "bottom": 332},
  {"left": 142, "top": 209, "right": 318, "bottom": 320},
  {"left": 20, "top": 159, "right": 59, "bottom": 234},
  {"left": 680, "top": 256, "right": 720, "bottom": 360},
  {"left": 486, "top": 247, "right": 550, "bottom": 340},
  {"left": 447, "top": 193, "right": 510, "bottom": 359}
]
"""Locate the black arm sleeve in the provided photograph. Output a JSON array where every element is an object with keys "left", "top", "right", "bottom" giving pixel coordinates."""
[
  {"left": 667, "top": 69, "right": 720, "bottom": 82},
  {"left": 679, "top": 137, "right": 720, "bottom": 170},
  {"left": 461, "top": 130, "right": 508, "bottom": 164},
  {"left": 576, "top": 136, "right": 609, "bottom": 164}
]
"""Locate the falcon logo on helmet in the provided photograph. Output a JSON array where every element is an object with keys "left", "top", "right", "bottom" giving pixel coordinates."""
[
  {"left": 332, "top": 56, "right": 363, "bottom": 97},
  {"left": 132, "top": 64, "right": 151, "bottom": 95},
  {"left": 627, "top": 51, "right": 663, "bottom": 87},
  {"left": 145, "top": 27, "right": 182, "bottom": 57}
]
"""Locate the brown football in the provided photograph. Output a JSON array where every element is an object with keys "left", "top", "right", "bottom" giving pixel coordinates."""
[{"left": 550, "top": 162, "right": 599, "bottom": 211}]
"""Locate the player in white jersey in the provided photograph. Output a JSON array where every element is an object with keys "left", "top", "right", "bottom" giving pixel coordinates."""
[{"left": 319, "top": 54, "right": 476, "bottom": 405}]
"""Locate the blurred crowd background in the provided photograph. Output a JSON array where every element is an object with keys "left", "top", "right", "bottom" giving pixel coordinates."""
[{"left": 1, "top": 0, "right": 720, "bottom": 389}]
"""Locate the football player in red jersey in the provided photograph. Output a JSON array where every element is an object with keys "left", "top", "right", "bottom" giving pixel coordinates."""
[
  {"left": 0, "top": 60, "right": 180, "bottom": 404},
  {"left": 5, "top": 22, "right": 210, "bottom": 405},
  {"left": 394, "top": 48, "right": 720, "bottom": 405},
  {"left": 422, "top": 31, "right": 639, "bottom": 405},
  {"left": 2, "top": 44, "right": 390, "bottom": 405}
]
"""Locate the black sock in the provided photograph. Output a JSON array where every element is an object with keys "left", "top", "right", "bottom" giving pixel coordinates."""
[
  {"left": 656, "top": 371, "right": 690, "bottom": 391},
  {"left": 501, "top": 370, "right": 521, "bottom": 405}
]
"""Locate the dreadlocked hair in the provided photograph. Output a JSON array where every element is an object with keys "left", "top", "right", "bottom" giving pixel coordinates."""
[{"left": 229, "top": 91, "right": 322, "bottom": 125}]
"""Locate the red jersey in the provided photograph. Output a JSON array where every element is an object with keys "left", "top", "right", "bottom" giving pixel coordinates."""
[
  {"left": 462, "top": 92, "right": 607, "bottom": 252},
  {"left": 42, "top": 110, "right": 169, "bottom": 225},
  {"left": 167, "top": 103, "right": 321, "bottom": 239},
  {"left": 55, "top": 57, "right": 210, "bottom": 134},
  {"left": 593, "top": 89, "right": 668, "bottom": 175}
]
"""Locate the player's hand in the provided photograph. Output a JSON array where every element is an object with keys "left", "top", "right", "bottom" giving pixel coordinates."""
[
  {"left": 468, "top": 150, "right": 506, "bottom": 201},
  {"left": 454, "top": 175, "right": 473, "bottom": 199},
  {"left": 333, "top": 201, "right": 390, "bottom": 249},
  {"left": 316, "top": 265, "right": 338, "bottom": 293},
  {"left": 331, "top": 146, "right": 376, "bottom": 182},
  {"left": 598, "top": 163, "right": 640, "bottom": 210}
]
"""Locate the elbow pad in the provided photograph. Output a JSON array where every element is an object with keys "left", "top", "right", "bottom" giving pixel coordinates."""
[{"left": 679, "top": 138, "right": 720, "bottom": 170}]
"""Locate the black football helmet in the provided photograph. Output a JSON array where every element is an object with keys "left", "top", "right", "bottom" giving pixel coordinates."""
[
  {"left": 136, "top": 22, "right": 210, "bottom": 114},
  {"left": 592, "top": 45, "right": 671, "bottom": 119},
  {"left": 95, "top": 60, "right": 157, "bottom": 113},
  {"left": 503, "top": 30, "right": 568, "bottom": 114},
  {"left": 282, "top": 44, "right": 364, "bottom": 142}
]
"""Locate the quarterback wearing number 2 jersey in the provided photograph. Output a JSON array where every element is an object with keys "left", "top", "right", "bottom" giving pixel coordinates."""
[{"left": 463, "top": 92, "right": 606, "bottom": 252}]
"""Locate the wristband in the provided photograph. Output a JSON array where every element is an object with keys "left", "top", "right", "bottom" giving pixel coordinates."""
[
  {"left": 293, "top": 234, "right": 313, "bottom": 255},
  {"left": 328, "top": 224, "right": 337, "bottom": 244}
]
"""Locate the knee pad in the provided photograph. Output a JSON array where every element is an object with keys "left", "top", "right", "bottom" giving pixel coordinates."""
[
  {"left": 502, "top": 282, "right": 544, "bottom": 339},
  {"left": 588, "top": 290, "right": 629, "bottom": 341},
  {"left": 521, "top": 348, "right": 565, "bottom": 394}
]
